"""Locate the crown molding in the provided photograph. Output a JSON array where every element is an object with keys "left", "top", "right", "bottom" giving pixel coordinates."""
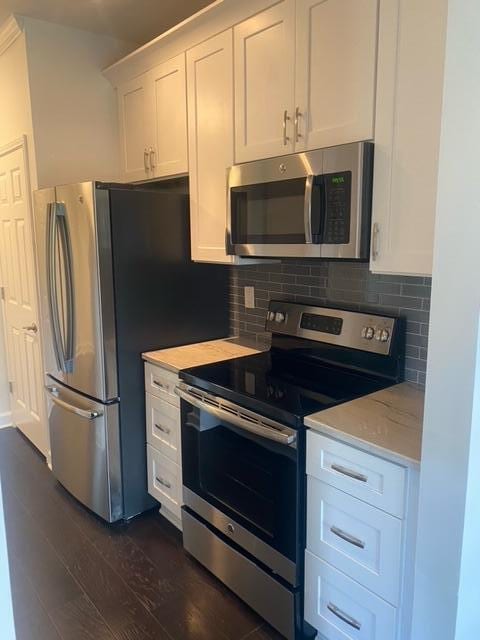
[{"left": 0, "top": 15, "right": 23, "bottom": 57}]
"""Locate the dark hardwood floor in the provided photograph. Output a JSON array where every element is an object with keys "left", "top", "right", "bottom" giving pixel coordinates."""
[{"left": 0, "top": 428, "right": 283, "bottom": 640}]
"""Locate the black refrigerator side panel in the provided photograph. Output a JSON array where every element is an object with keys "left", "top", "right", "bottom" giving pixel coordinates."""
[{"left": 109, "top": 188, "right": 229, "bottom": 519}]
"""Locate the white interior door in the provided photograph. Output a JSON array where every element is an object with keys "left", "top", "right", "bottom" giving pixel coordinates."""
[
  {"left": 0, "top": 138, "right": 49, "bottom": 456},
  {"left": 295, "top": 0, "right": 378, "bottom": 151},
  {"left": 234, "top": 0, "right": 296, "bottom": 162}
]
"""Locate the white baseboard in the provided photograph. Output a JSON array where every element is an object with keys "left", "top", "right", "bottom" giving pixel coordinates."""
[{"left": 0, "top": 412, "right": 12, "bottom": 429}]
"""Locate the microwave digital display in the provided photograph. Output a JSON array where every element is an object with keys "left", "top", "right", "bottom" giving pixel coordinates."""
[{"left": 323, "top": 171, "right": 352, "bottom": 245}]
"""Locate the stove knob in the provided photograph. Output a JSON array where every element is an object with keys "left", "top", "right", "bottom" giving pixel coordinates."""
[
  {"left": 267, "top": 311, "right": 275, "bottom": 322},
  {"left": 275, "top": 312, "right": 286, "bottom": 323},
  {"left": 361, "top": 326, "right": 375, "bottom": 340},
  {"left": 374, "top": 328, "right": 383, "bottom": 341},
  {"left": 380, "top": 329, "right": 390, "bottom": 342}
]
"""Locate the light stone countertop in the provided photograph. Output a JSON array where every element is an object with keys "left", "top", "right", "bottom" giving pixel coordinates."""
[
  {"left": 304, "top": 382, "right": 425, "bottom": 468},
  {"left": 142, "top": 337, "right": 262, "bottom": 373}
]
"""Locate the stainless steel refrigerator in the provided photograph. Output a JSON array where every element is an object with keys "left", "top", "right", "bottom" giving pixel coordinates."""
[{"left": 33, "top": 180, "right": 229, "bottom": 522}]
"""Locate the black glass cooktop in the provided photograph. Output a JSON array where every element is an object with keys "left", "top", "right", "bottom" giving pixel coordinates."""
[{"left": 181, "top": 350, "right": 394, "bottom": 428}]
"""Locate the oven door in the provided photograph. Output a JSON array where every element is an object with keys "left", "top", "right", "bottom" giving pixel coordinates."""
[{"left": 177, "top": 383, "right": 301, "bottom": 586}]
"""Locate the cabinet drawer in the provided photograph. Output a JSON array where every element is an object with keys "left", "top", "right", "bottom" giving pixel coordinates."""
[
  {"left": 146, "top": 393, "right": 181, "bottom": 464},
  {"left": 305, "top": 552, "right": 397, "bottom": 640},
  {"left": 146, "top": 444, "right": 182, "bottom": 519},
  {"left": 307, "top": 431, "right": 406, "bottom": 518},
  {"left": 144, "top": 363, "right": 179, "bottom": 406},
  {"left": 307, "top": 479, "right": 402, "bottom": 605}
]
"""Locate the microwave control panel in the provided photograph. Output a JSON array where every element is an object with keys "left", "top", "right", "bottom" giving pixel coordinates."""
[{"left": 323, "top": 171, "right": 352, "bottom": 244}]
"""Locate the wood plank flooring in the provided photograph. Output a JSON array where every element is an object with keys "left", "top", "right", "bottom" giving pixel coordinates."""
[{"left": 0, "top": 428, "right": 283, "bottom": 640}]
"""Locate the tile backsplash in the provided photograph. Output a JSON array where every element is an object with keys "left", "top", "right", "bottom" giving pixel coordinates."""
[{"left": 230, "top": 261, "right": 431, "bottom": 386}]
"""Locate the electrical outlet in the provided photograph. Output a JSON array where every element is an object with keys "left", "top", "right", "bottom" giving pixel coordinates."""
[{"left": 244, "top": 286, "right": 255, "bottom": 309}]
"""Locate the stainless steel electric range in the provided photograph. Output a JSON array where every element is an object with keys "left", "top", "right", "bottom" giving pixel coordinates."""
[{"left": 175, "top": 301, "right": 404, "bottom": 640}]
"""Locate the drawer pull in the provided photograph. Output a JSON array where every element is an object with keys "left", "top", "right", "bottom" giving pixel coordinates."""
[
  {"left": 154, "top": 423, "right": 171, "bottom": 435},
  {"left": 331, "top": 463, "right": 368, "bottom": 483},
  {"left": 327, "top": 602, "right": 361, "bottom": 631},
  {"left": 155, "top": 476, "right": 172, "bottom": 489},
  {"left": 330, "top": 525, "right": 366, "bottom": 549},
  {"left": 153, "top": 379, "right": 168, "bottom": 390}
]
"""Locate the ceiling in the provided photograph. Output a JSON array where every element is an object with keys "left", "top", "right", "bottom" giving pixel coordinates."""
[{"left": 0, "top": 0, "right": 215, "bottom": 45}]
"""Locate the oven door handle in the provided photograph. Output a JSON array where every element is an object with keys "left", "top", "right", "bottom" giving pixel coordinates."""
[{"left": 175, "top": 385, "right": 297, "bottom": 447}]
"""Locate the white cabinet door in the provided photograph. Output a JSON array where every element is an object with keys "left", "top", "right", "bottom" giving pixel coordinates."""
[
  {"left": 148, "top": 54, "right": 188, "bottom": 178},
  {"left": 187, "top": 30, "right": 236, "bottom": 264},
  {"left": 305, "top": 551, "right": 397, "bottom": 640},
  {"left": 295, "top": 0, "right": 378, "bottom": 151},
  {"left": 370, "top": 0, "right": 447, "bottom": 276},
  {"left": 117, "top": 74, "right": 151, "bottom": 182},
  {"left": 234, "top": 1, "right": 295, "bottom": 162}
]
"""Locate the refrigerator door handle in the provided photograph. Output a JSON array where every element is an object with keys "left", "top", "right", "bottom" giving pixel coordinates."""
[
  {"left": 45, "top": 385, "right": 103, "bottom": 420},
  {"left": 46, "top": 202, "right": 66, "bottom": 372},
  {"left": 56, "top": 203, "right": 75, "bottom": 368}
]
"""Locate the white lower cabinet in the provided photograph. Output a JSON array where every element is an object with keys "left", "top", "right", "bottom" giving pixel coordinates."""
[
  {"left": 306, "top": 430, "right": 418, "bottom": 640},
  {"left": 144, "top": 362, "right": 183, "bottom": 529},
  {"left": 307, "top": 479, "right": 402, "bottom": 605},
  {"left": 305, "top": 552, "right": 397, "bottom": 640},
  {"left": 147, "top": 445, "right": 182, "bottom": 523}
]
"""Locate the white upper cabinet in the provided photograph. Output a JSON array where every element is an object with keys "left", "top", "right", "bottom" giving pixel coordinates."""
[
  {"left": 234, "top": 1, "right": 296, "bottom": 162},
  {"left": 187, "top": 30, "right": 236, "bottom": 263},
  {"left": 118, "top": 73, "right": 151, "bottom": 182},
  {"left": 234, "top": 0, "right": 378, "bottom": 163},
  {"left": 295, "top": 0, "right": 378, "bottom": 151},
  {"left": 117, "top": 54, "right": 188, "bottom": 182},
  {"left": 147, "top": 54, "right": 188, "bottom": 178},
  {"left": 370, "top": 0, "right": 447, "bottom": 276}
]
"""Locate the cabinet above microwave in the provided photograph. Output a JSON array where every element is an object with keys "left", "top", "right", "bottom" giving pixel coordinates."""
[{"left": 227, "top": 142, "right": 373, "bottom": 260}]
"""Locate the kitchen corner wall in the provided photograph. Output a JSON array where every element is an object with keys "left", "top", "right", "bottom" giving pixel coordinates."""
[{"left": 229, "top": 261, "right": 431, "bottom": 386}]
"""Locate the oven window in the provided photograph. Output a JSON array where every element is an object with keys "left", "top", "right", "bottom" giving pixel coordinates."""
[
  {"left": 182, "top": 403, "right": 298, "bottom": 562},
  {"left": 231, "top": 177, "right": 309, "bottom": 244}
]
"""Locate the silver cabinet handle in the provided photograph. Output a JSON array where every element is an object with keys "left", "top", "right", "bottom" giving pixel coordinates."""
[
  {"left": 330, "top": 526, "right": 365, "bottom": 549},
  {"left": 144, "top": 148, "right": 149, "bottom": 172},
  {"left": 331, "top": 464, "right": 368, "bottom": 483},
  {"left": 153, "top": 379, "right": 167, "bottom": 390},
  {"left": 327, "top": 602, "right": 361, "bottom": 631},
  {"left": 22, "top": 323, "right": 38, "bottom": 333},
  {"left": 283, "top": 110, "right": 290, "bottom": 146},
  {"left": 154, "top": 423, "right": 171, "bottom": 435},
  {"left": 149, "top": 147, "right": 156, "bottom": 171},
  {"left": 45, "top": 385, "right": 102, "bottom": 420},
  {"left": 294, "top": 107, "right": 302, "bottom": 142},
  {"left": 372, "top": 222, "right": 380, "bottom": 261},
  {"left": 155, "top": 476, "right": 171, "bottom": 489}
]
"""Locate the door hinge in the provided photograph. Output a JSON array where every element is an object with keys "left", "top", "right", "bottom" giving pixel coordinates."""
[
  {"left": 0, "top": 286, "right": 4, "bottom": 301},
  {"left": 8, "top": 381, "right": 13, "bottom": 394}
]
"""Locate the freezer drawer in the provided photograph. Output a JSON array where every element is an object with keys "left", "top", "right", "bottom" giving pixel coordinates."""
[{"left": 46, "top": 380, "right": 122, "bottom": 522}]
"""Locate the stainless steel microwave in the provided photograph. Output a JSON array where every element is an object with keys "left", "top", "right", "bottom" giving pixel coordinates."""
[{"left": 227, "top": 142, "right": 373, "bottom": 259}]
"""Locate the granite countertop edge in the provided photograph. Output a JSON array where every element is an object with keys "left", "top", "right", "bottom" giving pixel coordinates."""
[{"left": 304, "top": 382, "right": 424, "bottom": 469}]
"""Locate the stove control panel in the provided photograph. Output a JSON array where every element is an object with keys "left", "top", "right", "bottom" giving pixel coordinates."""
[{"left": 265, "top": 301, "right": 397, "bottom": 355}]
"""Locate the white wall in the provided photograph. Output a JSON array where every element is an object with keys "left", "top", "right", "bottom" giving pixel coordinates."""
[
  {"left": 411, "top": 0, "right": 480, "bottom": 638},
  {"left": 0, "top": 477, "right": 15, "bottom": 639},
  {"left": 0, "top": 306, "right": 10, "bottom": 427},
  {"left": 23, "top": 17, "right": 133, "bottom": 187}
]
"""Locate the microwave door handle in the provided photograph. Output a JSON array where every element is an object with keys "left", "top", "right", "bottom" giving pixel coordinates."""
[{"left": 304, "top": 174, "right": 314, "bottom": 244}]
